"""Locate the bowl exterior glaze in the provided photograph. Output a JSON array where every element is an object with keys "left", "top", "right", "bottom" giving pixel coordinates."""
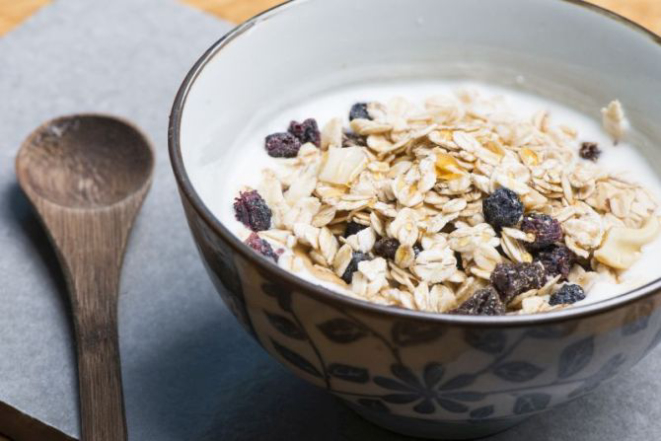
[
  {"left": 170, "top": 0, "right": 661, "bottom": 437},
  {"left": 179, "top": 193, "right": 661, "bottom": 439}
]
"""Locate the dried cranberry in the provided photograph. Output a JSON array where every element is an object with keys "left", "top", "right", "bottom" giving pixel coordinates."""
[
  {"left": 535, "top": 245, "right": 575, "bottom": 280},
  {"left": 344, "top": 221, "right": 368, "bottom": 238},
  {"left": 579, "top": 142, "right": 601, "bottom": 162},
  {"left": 342, "top": 131, "right": 367, "bottom": 147},
  {"left": 265, "top": 132, "right": 301, "bottom": 158},
  {"left": 341, "top": 252, "right": 370, "bottom": 284},
  {"left": 521, "top": 213, "right": 563, "bottom": 250},
  {"left": 490, "top": 262, "right": 545, "bottom": 303},
  {"left": 288, "top": 118, "right": 321, "bottom": 147},
  {"left": 483, "top": 188, "right": 524, "bottom": 229},
  {"left": 233, "top": 190, "right": 272, "bottom": 231},
  {"left": 349, "top": 103, "right": 371, "bottom": 121},
  {"left": 374, "top": 237, "right": 400, "bottom": 260},
  {"left": 245, "top": 233, "right": 279, "bottom": 262},
  {"left": 452, "top": 286, "right": 505, "bottom": 316},
  {"left": 549, "top": 284, "right": 585, "bottom": 305}
]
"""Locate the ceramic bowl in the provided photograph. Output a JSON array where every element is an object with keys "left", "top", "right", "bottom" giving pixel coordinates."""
[{"left": 169, "top": 0, "right": 661, "bottom": 438}]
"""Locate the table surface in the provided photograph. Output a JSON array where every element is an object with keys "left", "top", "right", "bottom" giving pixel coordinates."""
[
  {"left": 1, "top": 0, "right": 661, "bottom": 35},
  {"left": 0, "top": 1, "right": 660, "bottom": 441}
]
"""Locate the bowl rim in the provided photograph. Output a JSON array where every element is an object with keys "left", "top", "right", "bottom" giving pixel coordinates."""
[{"left": 169, "top": 0, "right": 661, "bottom": 327}]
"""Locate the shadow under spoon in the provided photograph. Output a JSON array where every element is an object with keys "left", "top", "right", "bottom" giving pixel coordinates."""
[{"left": 15, "top": 115, "right": 155, "bottom": 441}]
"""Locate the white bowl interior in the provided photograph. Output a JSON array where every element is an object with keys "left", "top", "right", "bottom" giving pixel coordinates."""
[{"left": 179, "top": 0, "right": 661, "bottom": 223}]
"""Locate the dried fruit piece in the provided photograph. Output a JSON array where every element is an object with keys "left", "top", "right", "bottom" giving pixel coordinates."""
[
  {"left": 288, "top": 118, "right": 321, "bottom": 147},
  {"left": 490, "top": 262, "right": 545, "bottom": 302},
  {"left": 342, "top": 131, "right": 367, "bottom": 147},
  {"left": 265, "top": 132, "right": 301, "bottom": 158},
  {"left": 344, "top": 221, "right": 368, "bottom": 238},
  {"left": 234, "top": 190, "right": 272, "bottom": 231},
  {"left": 341, "top": 252, "right": 370, "bottom": 284},
  {"left": 483, "top": 188, "right": 524, "bottom": 229},
  {"left": 535, "top": 245, "right": 575, "bottom": 279},
  {"left": 452, "top": 286, "right": 505, "bottom": 316},
  {"left": 374, "top": 237, "right": 400, "bottom": 260},
  {"left": 521, "top": 213, "right": 563, "bottom": 250},
  {"left": 579, "top": 142, "right": 601, "bottom": 161},
  {"left": 349, "top": 102, "right": 371, "bottom": 121},
  {"left": 549, "top": 284, "right": 585, "bottom": 306},
  {"left": 245, "top": 233, "right": 279, "bottom": 262}
]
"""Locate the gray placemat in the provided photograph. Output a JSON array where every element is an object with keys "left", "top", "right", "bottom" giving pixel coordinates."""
[{"left": 1, "top": 0, "right": 660, "bottom": 439}]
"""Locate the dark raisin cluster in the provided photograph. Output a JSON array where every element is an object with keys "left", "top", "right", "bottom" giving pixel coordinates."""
[
  {"left": 490, "top": 262, "right": 546, "bottom": 303},
  {"left": 521, "top": 213, "right": 563, "bottom": 250},
  {"left": 245, "top": 233, "right": 279, "bottom": 262},
  {"left": 452, "top": 286, "right": 505, "bottom": 316},
  {"left": 288, "top": 118, "right": 321, "bottom": 147},
  {"left": 579, "top": 142, "right": 601, "bottom": 162},
  {"left": 549, "top": 284, "right": 585, "bottom": 305},
  {"left": 265, "top": 132, "right": 301, "bottom": 158},
  {"left": 341, "top": 252, "right": 371, "bottom": 284},
  {"left": 233, "top": 190, "right": 272, "bottom": 231},
  {"left": 374, "top": 237, "right": 400, "bottom": 260},
  {"left": 483, "top": 187, "right": 524, "bottom": 229},
  {"left": 344, "top": 221, "right": 369, "bottom": 238},
  {"left": 481, "top": 186, "right": 576, "bottom": 289},
  {"left": 349, "top": 102, "right": 371, "bottom": 121},
  {"left": 264, "top": 117, "right": 321, "bottom": 157},
  {"left": 535, "top": 244, "right": 575, "bottom": 279}
]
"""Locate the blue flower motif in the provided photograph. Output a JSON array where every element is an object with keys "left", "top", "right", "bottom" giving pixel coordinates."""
[{"left": 373, "top": 363, "right": 485, "bottom": 414}]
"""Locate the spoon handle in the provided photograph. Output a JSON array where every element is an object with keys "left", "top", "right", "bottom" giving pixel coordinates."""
[
  {"left": 49, "top": 210, "right": 134, "bottom": 441},
  {"left": 74, "top": 306, "right": 127, "bottom": 441},
  {"left": 67, "top": 253, "right": 128, "bottom": 441}
]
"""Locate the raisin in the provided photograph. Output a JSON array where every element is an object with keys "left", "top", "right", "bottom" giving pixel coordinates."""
[
  {"left": 490, "top": 262, "right": 545, "bottom": 302},
  {"left": 452, "top": 286, "right": 505, "bottom": 316},
  {"left": 374, "top": 237, "right": 400, "bottom": 260},
  {"left": 288, "top": 118, "right": 321, "bottom": 147},
  {"left": 579, "top": 142, "right": 601, "bottom": 162},
  {"left": 341, "top": 252, "right": 370, "bottom": 284},
  {"left": 455, "top": 252, "right": 464, "bottom": 271},
  {"left": 342, "top": 131, "right": 367, "bottom": 147},
  {"left": 521, "top": 213, "right": 563, "bottom": 250},
  {"left": 344, "top": 221, "right": 368, "bottom": 238},
  {"left": 535, "top": 245, "right": 575, "bottom": 279},
  {"left": 483, "top": 188, "right": 524, "bottom": 229},
  {"left": 233, "top": 190, "right": 272, "bottom": 232},
  {"left": 549, "top": 284, "right": 585, "bottom": 305},
  {"left": 265, "top": 132, "right": 301, "bottom": 158},
  {"left": 245, "top": 233, "right": 279, "bottom": 262},
  {"left": 349, "top": 102, "right": 371, "bottom": 121},
  {"left": 413, "top": 243, "right": 423, "bottom": 256}
]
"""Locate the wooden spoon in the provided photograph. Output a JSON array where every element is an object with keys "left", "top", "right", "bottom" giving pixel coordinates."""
[{"left": 15, "top": 115, "right": 154, "bottom": 441}]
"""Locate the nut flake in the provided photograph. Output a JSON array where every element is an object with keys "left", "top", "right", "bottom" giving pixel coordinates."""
[{"left": 601, "top": 100, "right": 627, "bottom": 143}]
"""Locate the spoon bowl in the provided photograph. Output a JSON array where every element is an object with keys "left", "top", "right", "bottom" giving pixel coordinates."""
[
  {"left": 16, "top": 115, "right": 153, "bottom": 209},
  {"left": 16, "top": 114, "right": 154, "bottom": 441}
]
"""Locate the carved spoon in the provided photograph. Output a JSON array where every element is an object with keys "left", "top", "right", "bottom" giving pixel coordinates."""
[{"left": 16, "top": 115, "right": 154, "bottom": 441}]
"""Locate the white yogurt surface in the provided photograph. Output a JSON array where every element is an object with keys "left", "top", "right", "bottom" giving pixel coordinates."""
[{"left": 200, "top": 80, "right": 661, "bottom": 307}]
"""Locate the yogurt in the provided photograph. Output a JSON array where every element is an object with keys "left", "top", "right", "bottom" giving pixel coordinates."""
[{"left": 201, "top": 80, "right": 661, "bottom": 308}]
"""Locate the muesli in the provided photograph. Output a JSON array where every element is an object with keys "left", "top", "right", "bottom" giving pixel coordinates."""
[{"left": 232, "top": 91, "right": 660, "bottom": 315}]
